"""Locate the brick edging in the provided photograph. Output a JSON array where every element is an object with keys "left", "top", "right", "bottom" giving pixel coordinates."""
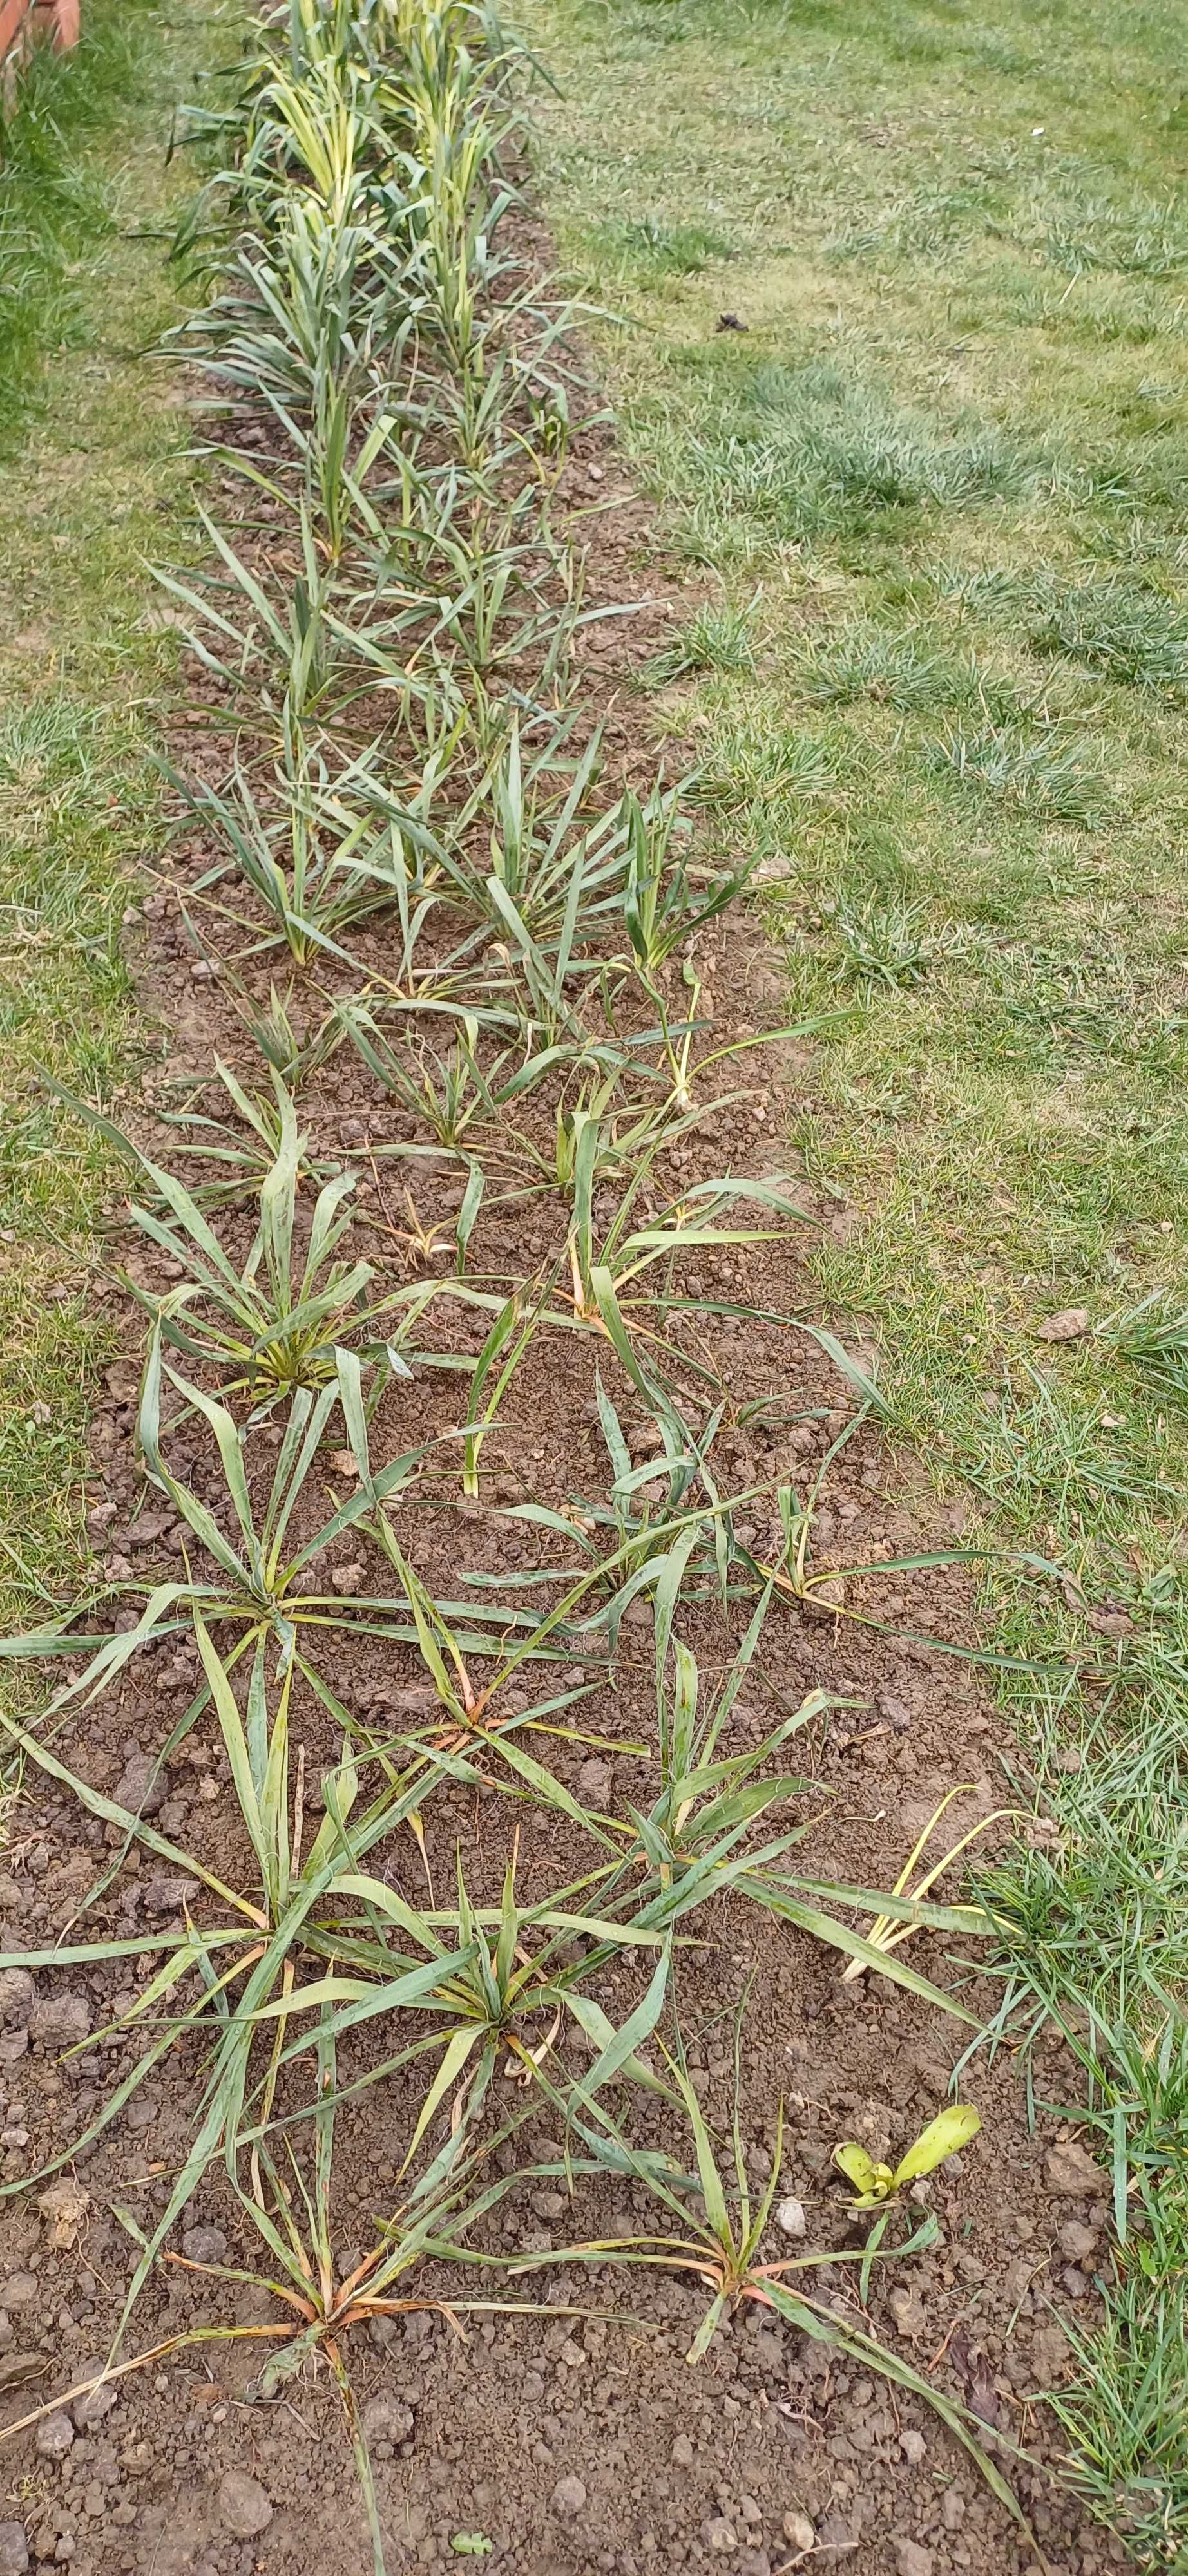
[{"left": 1, "top": 0, "right": 78, "bottom": 109}]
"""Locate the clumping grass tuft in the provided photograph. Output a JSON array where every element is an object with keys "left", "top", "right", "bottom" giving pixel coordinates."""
[
  {"left": 830, "top": 887, "right": 937, "bottom": 991},
  {"left": 646, "top": 600, "right": 756, "bottom": 683},
  {"left": 796, "top": 619, "right": 970, "bottom": 709},
  {"left": 695, "top": 707, "right": 839, "bottom": 806},
  {"left": 1026, "top": 578, "right": 1188, "bottom": 694},
  {"left": 923, "top": 719, "right": 1105, "bottom": 823},
  {"left": 658, "top": 359, "right": 1033, "bottom": 554},
  {"left": 1104, "top": 1293, "right": 1188, "bottom": 1402},
  {"left": 595, "top": 213, "right": 733, "bottom": 276},
  {"left": 1044, "top": 197, "right": 1188, "bottom": 281}
]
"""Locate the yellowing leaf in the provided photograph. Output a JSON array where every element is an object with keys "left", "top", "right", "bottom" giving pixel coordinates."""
[
  {"left": 892, "top": 2104, "right": 981, "bottom": 2189},
  {"left": 832, "top": 2142, "right": 883, "bottom": 2197}
]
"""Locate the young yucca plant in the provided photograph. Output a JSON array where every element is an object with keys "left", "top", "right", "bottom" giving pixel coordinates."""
[
  {"left": 431, "top": 719, "right": 610, "bottom": 933},
  {"left": 174, "top": 730, "right": 443, "bottom": 968},
  {"left": 364, "top": 1526, "right": 616, "bottom": 1802},
  {"left": 629, "top": 962, "right": 823, "bottom": 1119},
  {"left": 9, "top": 2032, "right": 560, "bottom": 2576},
  {"left": 622, "top": 782, "right": 754, "bottom": 976},
  {"left": 155, "top": 500, "right": 374, "bottom": 741},
  {"left": 837, "top": 1785, "right": 1011, "bottom": 1989},
  {"left": 120, "top": 1070, "right": 407, "bottom": 1405},
  {"left": 0, "top": 1359, "right": 459, "bottom": 1718},
  {"left": 264, "top": 1839, "right": 676, "bottom": 2172},
  {"left": 167, "top": 2043, "right": 551, "bottom": 2576},
  {"left": 617, "top": 1531, "right": 988, "bottom": 2012},
  {"left": 235, "top": 980, "right": 343, "bottom": 1086},
  {"left": 565, "top": 1162, "right": 806, "bottom": 1337},
  {"left": 515, "top": 2031, "right": 1028, "bottom": 2534},
  {"left": 334, "top": 1003, "right": 578, "bottom": 1168},
  {"left": 0, "top": 1625, "right": 516, "bottom": 2325},
  {"left": 636, "top": 1549, "right": 822, "bottom": 1885}
]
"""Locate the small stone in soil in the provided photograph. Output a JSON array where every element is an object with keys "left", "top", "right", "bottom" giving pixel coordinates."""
[
  {"left": 888, "top": 2285, "right": 927, "bottom": 2339},
  {"left": 35, "top": 2414, "right": 73, "bottom": 2461},
  {"left": 776, "top": 2195, "right": 806, "bottom": 2237},
  {"left": 1044, "top": 2139, "right": 1102, "bottom": 2194},
  {"left": 142, "top": 1875, "right": 197, "bottom": 1919},
  {"left": 0, "top": 1972, "right": 34, "bottom": 2029},
  {"left": 181, "top": 2226, "right": 227, "bottom": 2266},
  {"left": 0, "top": 2526, "right": 28, "bottom": 2573},
  {"left": 113, "top": 1754, "right": 166, "bottom": 1818},
  {"left": 550, "top": 2477, "right": 586, "bottom": 2518},
  {"left": 782, "top": 2510, "right": 814, "bottom": 2551},
  {"left": 1058, "top": 2220, "right": 1098, "bottom": 2261},
  {"left": 1, "top": 2276, "right": 37, "bottom": 2309},
  {"left": 892, "top": 2544, "right": 933, "bottom": 2576},
  {"left": 899, "top": 2429, "right": 926, "bottom": 2465},
  {"left": 361, "top": 2395, "right": 414, "bottom": 2445},
  {"left": 71, "top": 2378, "right": 117, "bottom": 2432},
  {"left": 1031, "top": 2322, "right": 1071, "bottom": 2380},
  {"left": 29, "top": 1995, "right": 91, "bottom": 2047},
  {"left": 218, "top": 2471, "right": 273, "bottom": 2537},
  {"left": 705, "top": 2520, "right": 738, "bottom": 2553},
  {"left": 671, "top": 2434, "right": 694, "bottom": 2468}
]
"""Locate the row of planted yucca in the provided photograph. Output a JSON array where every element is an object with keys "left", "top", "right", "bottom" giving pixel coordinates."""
[{"left": 1, "top": 0, "right": 1027, "bottom": 2559}]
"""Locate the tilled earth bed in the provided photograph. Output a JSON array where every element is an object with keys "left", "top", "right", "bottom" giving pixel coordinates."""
[{"left": 0, "top": 102, "right": 1119, "bottom": 2576}]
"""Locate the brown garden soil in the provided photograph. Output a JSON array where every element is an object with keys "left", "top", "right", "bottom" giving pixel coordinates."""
[{"left": 0, "top": 184, "right": 1124, "bottom": 2576}]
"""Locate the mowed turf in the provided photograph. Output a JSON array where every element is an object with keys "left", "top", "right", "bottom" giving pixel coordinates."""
[
  {"left": 0, "top": 0, "right": 224, "bottom": 1634},
  {"left": 523, "top": 0, "right": 1188, "bottom": 2559}
]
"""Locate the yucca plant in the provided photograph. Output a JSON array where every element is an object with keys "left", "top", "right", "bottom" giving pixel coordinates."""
[
  {"left": 621, "top": 782, "right": 754, "bottom": 976},
  {"left": 0, "top": 1347, "right": 541, "bottom": 1714},
  {"left": 265, "top": 1842, "right": 676, "bottom": 2170},
  {"left": 160, "top": 2038, "right": 551, "bottom": 2576},
  {"left": 120, "top": 1074, "right": 406, "bottom": 1405},
  {"left": 0, "top": 1629, "right": 506, "bottom": 2307},
  {"left": 235, "top": 979, "right": 343, "bottom": 1085},
  {"left": 513, "top": 2038, "right": 1028, "bottom": 2535},
  {"left": 4, "top": 2040, "right": 566, "bottom": 2576},
  {"left": 170, "top": 730, "right": 443, "bottom": 967},
  {"left": 565, "top": 1165, "right": 806, "bottom": 1336}
]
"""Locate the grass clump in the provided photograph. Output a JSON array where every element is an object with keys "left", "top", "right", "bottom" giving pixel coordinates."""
[
  {"left": 0, "top": 0, "right": 169, "bottom": 445},
  {"left": 795, "top": 619, "right": 969, "bottom": 710},
  {"left": 662, "top": 359, "right": 1033, "bottom": 554},
  {"left": 1026, "top": 578, "right": 1188, "bottom": 694},
  {"left": 595, "top": 212, "right": 733, "bottom": 276},
  {"left": 923, "top": 719, "right": 1106, "bottom": 824}
]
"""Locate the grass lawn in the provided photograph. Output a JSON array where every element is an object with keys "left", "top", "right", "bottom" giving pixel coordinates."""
[
  {"left": 0, "top": 0, "right": 227, "bottom": 1636},
  {"left": 523, "top": 0, "right": 1188, "bottom": 2557}
]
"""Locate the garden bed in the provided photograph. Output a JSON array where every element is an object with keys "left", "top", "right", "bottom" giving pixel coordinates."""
[{"left": 0, "top": 5, "right": 1131, "bottom": 2573}]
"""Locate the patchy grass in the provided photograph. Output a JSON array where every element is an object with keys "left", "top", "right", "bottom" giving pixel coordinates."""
[
  {"left": 0, "top": 0, "right": 224, "bottom": 1625},
  {"left": 526, "top": 0, "right": 1188, "bottom": 2556}
]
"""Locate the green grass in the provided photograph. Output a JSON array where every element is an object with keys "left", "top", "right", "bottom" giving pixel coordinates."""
[
  {"left": 0, "top": 0, "right": 227, "bottom": 1625},
  {"left": 524, "top": 0, "right": 1188, "bottom": 2558}
]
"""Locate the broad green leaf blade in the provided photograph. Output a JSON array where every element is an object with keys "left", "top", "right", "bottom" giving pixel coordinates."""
[{"left": 892, "top": 2105, "right": 982, "bottom": 2189}]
